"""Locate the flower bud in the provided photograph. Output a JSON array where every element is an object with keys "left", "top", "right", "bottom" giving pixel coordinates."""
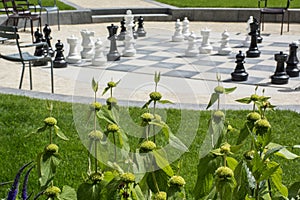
[
  {"left": 44, "top": 143, "right": 59, "bottom": 154},
  {"left": 149, "top": 92, "right": 162, "bottom": 101},
  {"left": 120, "top": 172, "right": 135, "bottom": 183},
  {"left": 254, "top": 119, "right": 271, "bottom": 135},
  {"left": 214, "top": 86, "right": 224, "bottom": 94},
  {"left": 247, "top": 112, "right": 261, "bottom": 122},
  {"left": 215, "top": 166, "right": 234, "bottom": 181},
  {"left": 107, "top": 124, "right": 119, "bottom": 133},
  {"left": 213, "top": 110, "right": 225, "bottom": 123},
  {"left": 244, "top": 150, "right": 255, "bottom": 160},
  {"left": 44, "top": 117, "right": 57, "bottom": 126},
  {"left": 90, "top": 172, "right": 103, "bottom": 183},
  {"left": 107, "top": 81, "right": 117, "bottom": 87},
  {"left": 220, "top": 143, "right": 231, "bottom": 154},
  {"left": 152, "top": 191, "right": 167, "bottom": 200},
  {"left": 88, "top": 130, "right": 103, "bottom": 141},
  {"left": 140, "top": 141, "right": 156, "bottom": 153},
  {"left": 90, "top": 102, "right": 102, "bottom": 111},
  {"left": 250, "top": 94, "right": 260, "bottom": 101},
  {"left": 169, "top": 175, "right": 186, "bottom": 187},
  {"left": 106, "top": 97, "right": 117, "bottom": 106},
  {"left": 44, "top": 186, "right": 61, "bottom": 198}
]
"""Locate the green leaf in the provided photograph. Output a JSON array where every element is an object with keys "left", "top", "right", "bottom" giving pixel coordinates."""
[
  {"left": 92, "top": 78, "right": 98, "bottom": 92},
  {"left": 77, "top": 182, "right": 104, "bottom": 200},
  {"left": 38, "top": 152, "right": 61, "bottom": 188},
  {"left": 130, "top": 184, "right": 145, "bottom": 200},
  {"left": 288, "top": 181, "right": 300, "bottom": 199},
  {"left": 97, "top": 106, "right": 116, "bottom": 125},
  {"left": 236, "top": 123, "right": 252, "bottom": 145},
  {"left": 224, "top": 87, "right": 237, "bottom": 94},
  {"left": 258, "top": 162, "right": 279, "bottom": 182},
  {"left": 235, "top": 97, "right": 252, "bottom": 104},
  {"left": 158, "top": 99, "right": 173, "bottom": 104},
  {"left": 152, "top": 150, "right": 174, "bottom": 177},
  {"left": 37, "top": 125, "right": 47, "bottom": 133},
  {"left": 293, "top": 145, "right": 300, "bottom": 149},
  {"left": 268, "top": 161, "right": 288, "bottom": 197},
  {"left": 226, "top": 157, "right": 238, "bottom": 171},
  {"left": 263, "top": 145, "right": 285, "bottom": 161},
  {"left": 234, "top": 161, "right": 251, "bottom": 200},
  {"left": 142, "top": 99, "right": 152, "bottom": 109},
  {"left": 267, "top": 143, "right": 299, "bottom": 160},
  {"left": 101, "top": 87, "right": 110, "bottom": 96},
  {"left": 58, "top": 185, "right": 77, "bottom": 200},
  {"left": 206, "top": 93, "right": 219, "bottom": 110},
  {"left": 54, "top": 125, "right": 69, "bottom": 141},
  {"left": 154, "top": 71, "right": 161, "bottom": 84}
]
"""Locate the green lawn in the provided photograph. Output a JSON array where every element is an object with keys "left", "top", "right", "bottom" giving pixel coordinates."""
[
  {"left": 156, "top": 0, "right": 300, "bottom": 8},
  {"left": 0, "top": 0, "right": 75, "bottom": 10},
  {"left": 0, "top": 93, "right": 299, "bottom": 198}
]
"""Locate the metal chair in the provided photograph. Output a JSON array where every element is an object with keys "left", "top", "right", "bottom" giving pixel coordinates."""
[
  {"left": 258, "top": 0, "right": 291, "bottom": 35},
  {"left": 1, "top": 0, "right": 42, "bottom": 41},
  {"left": 0, "top": 25, "right": 54, "bottom": 93},
  {"left": 31, "top": 0, "right": 60, "bottom": 30}
]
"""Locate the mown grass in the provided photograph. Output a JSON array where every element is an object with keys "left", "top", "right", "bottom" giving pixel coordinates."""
[
  {"left": 0, "top": 0, "right": 76, "bottom": 10},
  {"left": 156, "top": 0, "right": 300, "bottom": 8},
  {"left": 0, "top": 93, "right": 299, "bottom": 198}
]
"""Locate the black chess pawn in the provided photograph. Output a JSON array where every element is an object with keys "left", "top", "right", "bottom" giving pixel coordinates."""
[
  {"left": 286, "top": 42, "right": 299, "bottom": 77},
  {"left": 33, "top": 28, "right": 48, "bottom": 66},
  {"left": 117, "top": 18, "right": 126, "bottom": 41},
  {"left": 132, "top": 19, "right": 138, "bottom": 39},
  {"left": 43, "top": 24, "right": 54, "bottom": 57},
  {"left": 53, "top": 40, "right": 67, "bottom": 68},
  {"left": 137, "top": 16, "right": 146, "bottom": 37},
  {"left": 246, "top": 18, "right": 261, "bottom": 58},
  {"left": 231, "top": 50, "right": 249, "bottom": 81},
  {"left": 271, "top": 51, "right": 289, "bottom": 84},
  {"left": 107, "top": 24, "right": 121, "bottom": 61}
]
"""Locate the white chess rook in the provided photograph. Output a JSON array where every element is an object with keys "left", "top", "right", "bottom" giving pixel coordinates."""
[
  {"left": 92, "top": 38, "right": 106, "bottom": 66},
  {"left": 199, "top": 28, "right": 213, "bottom": 54},
  {"left": 172, "top": 19, "right": 184, "bottom": 42},
  {"left": 66, "top": 35, "right": 81, "bottom": 64},
  {"left": 80, "top": 29, "right": 95, "bottom": 59},
  {"left": 185, "top": 32, "right": 199, "bottom": 57}
]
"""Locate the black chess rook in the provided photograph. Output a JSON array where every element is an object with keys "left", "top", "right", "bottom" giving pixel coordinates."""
[
  {"left": 286, "top": 42, "right": 300, "bottom": 77},
  {"left": 271, "top": 51, "right": 289, "bottom": 84},
  {"left": 231, "top": 50, "right": 249, "bottom": 81},
  {"left": 53, "top": 40, "right": 67, "bottom": 68},
  {"left": 107, "top": 24, "right": 121, "bottom": 61}
]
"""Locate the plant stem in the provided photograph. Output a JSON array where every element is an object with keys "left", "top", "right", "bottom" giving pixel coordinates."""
[
  {"left": 110, "top": 88, "right": 113, "bottom": 98},
  {"left": 223, "top": 155, "right": 227, "bottom": 167},
  {"left": 95, "top": 140, "right": 98, "bottom": 173},
  {"left": 151, "top": 172, "right": 160, "bottom": 193},
  {"left": 49, "top": 127, "right": 53, "bottom": 144},
  {"left": 153, "top": 101, "right": 157, "bottom": 143},
  {"left": 113, "top": 133, "right": 117, "bottom": 162},
  {"left": 255, "top": 182, "right": 260, "bottom": 200}
]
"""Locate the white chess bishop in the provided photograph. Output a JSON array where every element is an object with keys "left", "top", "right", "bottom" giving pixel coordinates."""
[
  {"left": 66, "top": 35, "right": 81, "bottom": 64},
  {"left": 172, "top": 19, "right": 184, "bottom": 42},
  {"left": 218, "top": 30, "right": 232, "bottom": 55},
  {"left": 185, "top": 31, "right": 199, "bottom": 57}
]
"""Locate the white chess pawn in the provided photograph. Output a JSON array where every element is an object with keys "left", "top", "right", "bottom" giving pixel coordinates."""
[
  {"left": 182, "top": 17, "right": 190, "bottom": 39},
  {"left": 199, "top": 27, "right": 213, "bottom": 54},
  {"left": 66, "top": 35, "right": 81, "bottom": 64},
  {"left": 218, "top": 30, "right": 232, "bottom": 55},
  {"left": 185, "top": 31, "right": 199, "bottom": 57},
  {"left": 243, "top": 16, "right": 253, "bottom": 47},
  {"left": 172, "top": 19, "right": 184, "bottom": 42},
  {"left": 92, "top": 38, "right": 106, "bottom": 66},
  {"left": 80, "top": 29, "right": 95, "bottom": 59},
  {"left": 123, "top": 9, "right": 136, "bottom": 57}
]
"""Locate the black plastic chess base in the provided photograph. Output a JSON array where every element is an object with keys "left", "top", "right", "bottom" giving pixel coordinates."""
[
  {"left": 107, "top": 54, "right": 121, "bottom": 61},
  {"left": 53, "top": 61, "right": 67, "bottom": 68},
  {"left": 271, "top": 75, "right": 289, "bottom": 84},
  {"left": 246, "top": 50, "right": 261, "bottom": 58},
  {"left": 286, "top": 68, "right": 300, "bottom": 77},
  {"left": 231, "top": 72, "right": 249, "bottom": 81}
]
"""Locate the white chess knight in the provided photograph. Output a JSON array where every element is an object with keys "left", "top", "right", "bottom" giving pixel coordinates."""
[
  {"left": 243, "top": 16, "right": 253, "bottom": 47},
  {"left": 185, "top": 31, "right": 199, "bottom": 57},
  {"left": 182, "top": 17, "right": 191, "bottom": 39},
  {"left": 66, "top": 35, "right": 81, "bottom": 64},
  {"left": 199, "top": 27, "right": 213, "bottom": 54},
  {"left": 218, "top": 30, "right": 232, "bottom": 55},
  {"left": 172, "top": 19, "right": 184, "bottom": 42},
  {"left": 92, "top": 38, "right": 106, "bottom": 66},
  {"left": 123, "top": 9, "right": 136, "bottom": 57},
  {"left": 80, "top": 29, "right": 95, "bottom": 59}
]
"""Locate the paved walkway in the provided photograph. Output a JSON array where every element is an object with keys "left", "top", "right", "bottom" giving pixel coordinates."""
[{"left": 0, "top": 0, "right": 300, "bottom": 112}]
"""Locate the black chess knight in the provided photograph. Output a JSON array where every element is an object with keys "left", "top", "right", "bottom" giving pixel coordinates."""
[{"left": 33, "top": 28, "right": 47, "bottom": 66}]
